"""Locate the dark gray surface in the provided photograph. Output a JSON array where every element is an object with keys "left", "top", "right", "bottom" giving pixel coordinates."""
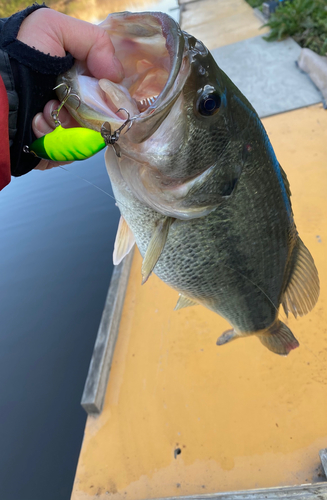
[
  {"left": 0, "top": 153, "right": 119, "bottom": 500},
  {"left": 211, "top": 35, "right": 322, "bottom": 118}
]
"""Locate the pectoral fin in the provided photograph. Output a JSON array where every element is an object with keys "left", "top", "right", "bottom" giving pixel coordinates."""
[
  {"left": 141, "top": 217, "right": 174, "bottom": 284},
  {"left": 282, "top": 237, "right": 320, "bottom": 318},
  {"left": 174, "top": 294, "right": 198, "bottom": 311},
  {"left": 113, "top": 216, "right": 135, "bottom": 265}
]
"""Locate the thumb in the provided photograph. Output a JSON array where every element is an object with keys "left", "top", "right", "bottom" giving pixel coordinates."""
[
  {"left": 54, "top": 12, "right": 125, "bottom": 82},
  {"left": 17, "top": 9, "right": 124, "bottom": 82}
]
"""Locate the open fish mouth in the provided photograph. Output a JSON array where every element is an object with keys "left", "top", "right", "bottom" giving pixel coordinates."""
[
  {"left": 58, "top": 12, "right": 190, "bottom": 141},
  {"left": 57, "top": 12, "right": 221, "bottom": 219}
]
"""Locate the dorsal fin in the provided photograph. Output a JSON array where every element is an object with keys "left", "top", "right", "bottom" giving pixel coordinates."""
[
  {"left": 282, "top": 237, "right": 320, "bottom": 318},
  {"left": 141, "top": 217, "right": 174, "bottom": 284},
  {"left": 174, "top": 294, "right": 198, "bottom": 311},
  {"left": 113, "top": 216, "right": 135, "bottom": 265},
  {"left": 279, "top": 163, "right": 292, "bottom": 199}
]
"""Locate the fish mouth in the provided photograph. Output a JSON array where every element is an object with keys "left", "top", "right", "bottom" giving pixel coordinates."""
[{"left": 58, "top": 12, "right": 190, "bottom": 141}]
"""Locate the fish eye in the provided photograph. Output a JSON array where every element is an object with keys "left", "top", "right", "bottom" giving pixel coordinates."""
[{"left": 197, "top": 91, "right": 221, "bottom": 117}]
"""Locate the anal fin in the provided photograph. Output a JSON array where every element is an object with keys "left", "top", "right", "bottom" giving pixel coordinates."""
[
  {"left": 174, "top": 294, "right": 198, "bottom": 311},
  {"left": 216, "top": 329, "right": 239, "bottom": 346},
  {"left": 113, "top": 216, "right": 135, "bottom": 265},
  {"left": 141, "top": 217, "right": 174, "bottom": 284},
  {"left": 282, "top": 237, "right": 320, "bottom": 318}
]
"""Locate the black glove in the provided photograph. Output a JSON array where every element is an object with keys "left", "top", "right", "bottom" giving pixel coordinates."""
[{"left": 0, "top": 3, "right": 74, "bottom": 176}]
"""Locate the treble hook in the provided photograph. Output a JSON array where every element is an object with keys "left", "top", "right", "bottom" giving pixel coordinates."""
[
  {"left": 100, "top": 108, "right": 134, "bottom": 157},
  {"left": 51, "top": 83, "right": 81, "bottom": 127}
]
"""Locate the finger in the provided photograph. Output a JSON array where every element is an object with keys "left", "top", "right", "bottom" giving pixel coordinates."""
[
  {"left": 33, "top": 101, "right": 80, "bottom": 137},
  {"left": 33, "top": 113, "right": 54, "bottom": 138},
  {"left": 52, "top": 11, "right": 124, "bottom": 81},
  {"left": 43, "top": 100, "right": 61, "bottom": 128},
  {"left": 85, "top": 29, "right": 124, "bottom": 82},
  {"left": 43, "top": 100, "right": 80, "bottom": 128},
  {"left": 21, "top": 9, "right": 124, "bottom": 82},
  {"left": 34, "top": 159, "right": 52, "bottom": 171}
]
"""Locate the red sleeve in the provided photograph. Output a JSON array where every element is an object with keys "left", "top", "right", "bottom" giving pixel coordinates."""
[{"left": 0, "top": 75, "right": 11, "bottom": 191}]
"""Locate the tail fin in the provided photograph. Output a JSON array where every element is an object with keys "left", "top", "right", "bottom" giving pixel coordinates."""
[{"left": 257, "top": 320, "right": 299, "bottom": 356}]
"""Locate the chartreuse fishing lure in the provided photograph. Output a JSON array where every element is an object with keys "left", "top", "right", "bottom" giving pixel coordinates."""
[
  {"left": 28, "top": 125, "right": 107, "bottom": 161},
  {"left": 24, "top": 84, "right": 131, "bottom": 160}
]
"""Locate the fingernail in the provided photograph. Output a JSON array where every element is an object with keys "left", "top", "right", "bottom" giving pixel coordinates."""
[
  {"left": 49, "top": 102, "right": 57, "bottom": 116},
  {"left": 33, "top": 113, "right": 53, "bottom": 136},
  {"left": 33, "top": 114, "right": 43, "bottom": 133}
]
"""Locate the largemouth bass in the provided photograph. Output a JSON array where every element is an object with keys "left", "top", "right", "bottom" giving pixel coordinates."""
[{"left": 58, "top": 12, "right": 319, "bottom": 356}]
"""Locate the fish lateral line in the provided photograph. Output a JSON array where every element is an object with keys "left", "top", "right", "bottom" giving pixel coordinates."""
[{"left": 221, "top": 261, "right": 282, "bottom": 319}]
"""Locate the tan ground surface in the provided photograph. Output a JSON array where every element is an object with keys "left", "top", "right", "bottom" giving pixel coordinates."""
[
  {"left": 180, "top": 0, "right": 269, "bottom": 50},
  {"left": 72, "top": 103, "right": 327, "bottom": 500}
]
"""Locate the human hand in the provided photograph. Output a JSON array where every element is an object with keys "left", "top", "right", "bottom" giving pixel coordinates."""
[{"left": 16, "top": 8, "right": 124, "bottom": 170}]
